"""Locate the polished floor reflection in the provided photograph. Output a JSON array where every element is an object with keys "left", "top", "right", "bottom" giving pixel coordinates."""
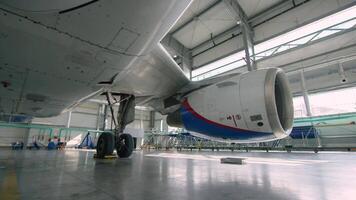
[{"left": 0, "top": 149, "right": 355, "bottom": 200}]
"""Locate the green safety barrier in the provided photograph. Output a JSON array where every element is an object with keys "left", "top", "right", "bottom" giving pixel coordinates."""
[
  {"left": 58, "top": 127, "right": 111, "bottom": 140},
  {"left": 0, "top": 122, "right": 53, "bottom": 138}
]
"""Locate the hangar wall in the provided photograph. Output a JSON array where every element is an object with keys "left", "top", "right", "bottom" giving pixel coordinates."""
[
  {"left": 0, "top": 101, "right": 152, "bottom": 147},
  {"left": 0, "top": 126, "right": 29, "bottom": 147}
]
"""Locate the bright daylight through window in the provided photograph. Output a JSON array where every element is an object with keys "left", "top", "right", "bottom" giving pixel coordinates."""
[{"left": 294, "top": 87, "right": 356, "bottom": 118}]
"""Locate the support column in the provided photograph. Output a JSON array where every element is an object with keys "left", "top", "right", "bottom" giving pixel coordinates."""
[
  {"left": 241, "top": 24, "right": 256, "bottom": 71},
  {"left": 140, "top": 110, "right": 143, "bottom": 129},
  {"left": 338, "top": 62, "right": 347, "bottom": 83},
  {"left": 24, "top": 119, "right": 32, "bottom": 147},
  {"left": 96, "top": 104, "right": 105, "bottom": 130},
  {"left": 66, "top": 111, "right": 72, "bottom": 128},
  {"left": 149, "top": 111, "right": 155, "bottom": 130},
  {"left": 300, "top": 71, "right": 312, "bottom": 117},
  {"left": 223, "top": 0, "right": 256, "bottom": 71}
]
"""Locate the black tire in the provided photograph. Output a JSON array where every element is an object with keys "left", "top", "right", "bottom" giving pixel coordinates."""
[
  {"left": 96, "top": 132, "right": 114, "bottom": 158},
  {"left": 116, "top": 134, "right": 134, "bottom": 158}
]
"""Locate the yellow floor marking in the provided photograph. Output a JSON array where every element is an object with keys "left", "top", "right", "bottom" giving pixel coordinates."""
[{"left": 0, "top": 162, "right": 20, "bottom": 200}]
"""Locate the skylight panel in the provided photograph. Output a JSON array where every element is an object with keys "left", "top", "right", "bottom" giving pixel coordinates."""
[
  {"left": 332, "top": 18, "right": 356, "bottom": 29},
  {"left": 254, "top": 5, "right": 356, "bottom": 54},
  {"left": 311, "top": 30, "right": 341, "bottom": 41},
  {"left": 192, "top": 51, "right": 245, "bottom": 77}
]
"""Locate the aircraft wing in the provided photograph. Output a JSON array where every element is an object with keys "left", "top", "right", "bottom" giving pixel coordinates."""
[
  {"left": 0, "top": 0, "right": 192, "bottom": 117},
  {"left": 111, "top": 44, "right": 190, "bottom": 103}
]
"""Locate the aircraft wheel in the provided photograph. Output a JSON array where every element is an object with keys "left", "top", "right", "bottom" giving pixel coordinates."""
[
  {"left": 116, "top": 134, "right": 134, "bottom": 158},
  {"left": 96, "top": 132, "right": 114, "bottom": 158}
]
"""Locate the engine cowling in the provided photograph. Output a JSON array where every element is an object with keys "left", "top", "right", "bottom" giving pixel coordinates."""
[{"left": 167, "top": 68, "right": 294, "bottom": 143}]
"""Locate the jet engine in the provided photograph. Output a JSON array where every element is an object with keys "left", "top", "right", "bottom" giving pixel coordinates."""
[{"left": 167, "top": 68, "right": 294, "bottom": 143}]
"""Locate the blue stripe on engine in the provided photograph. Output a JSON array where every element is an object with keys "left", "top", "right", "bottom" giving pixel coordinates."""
[{"left": 180, "top": 104, "right": 274, "bottom": 140}]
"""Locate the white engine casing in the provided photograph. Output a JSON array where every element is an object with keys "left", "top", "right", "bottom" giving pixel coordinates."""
[{"left": 167, "top": 68, "right": 294, "bottom": 143}]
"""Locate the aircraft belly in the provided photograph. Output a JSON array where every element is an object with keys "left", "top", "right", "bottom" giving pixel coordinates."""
[{"left": 0, "top": 0, "right": 192, "bottom": 117}]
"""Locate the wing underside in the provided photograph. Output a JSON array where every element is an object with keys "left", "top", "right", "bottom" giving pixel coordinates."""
[{"left": 0, "top": 0, "right": 192, "bottom": 117}]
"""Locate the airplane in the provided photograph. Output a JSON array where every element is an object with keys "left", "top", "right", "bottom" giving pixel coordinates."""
[{"left": 0, "top": 0, "right": 294, "bottom": 158}]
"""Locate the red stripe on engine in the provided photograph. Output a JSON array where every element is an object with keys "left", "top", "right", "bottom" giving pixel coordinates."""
[{"left": 182, "top": 99, "right": 253, "bottom": 132}]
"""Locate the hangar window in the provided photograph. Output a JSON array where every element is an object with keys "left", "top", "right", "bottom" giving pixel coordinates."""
[
  {"left": 192, "top": 5, "right": 356, "bottom": 81},
  {"left": 293, "top": 87, "right": 356, "bottom": 118},
  {"left": 293, "top": 96, "right": 308, "bottom": 118},
  {"left": 309, "top": 87, "right": 356, "bottom": 116}
]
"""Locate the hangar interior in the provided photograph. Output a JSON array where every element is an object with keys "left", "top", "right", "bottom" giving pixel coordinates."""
[
  {"left": 0, "top": 0, "right": 356, "bottom": 200},
  {"left": 1, "top": 0, "right": 355, "bottom": 150}
]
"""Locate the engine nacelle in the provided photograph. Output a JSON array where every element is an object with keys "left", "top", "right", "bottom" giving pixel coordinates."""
[{"left": 167, "top": 68, "right": 294, "bottom": 143}]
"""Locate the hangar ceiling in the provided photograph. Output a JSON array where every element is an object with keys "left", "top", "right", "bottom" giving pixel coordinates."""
[
  {"left": 161, "top": 0, "right": 356, "bottom": 95},
  {"left": 170, "top": 0, "right": 284, "bottom": 48}
]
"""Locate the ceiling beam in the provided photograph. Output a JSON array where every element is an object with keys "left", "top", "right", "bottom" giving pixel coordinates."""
[
  {"left": 223, "top": 0, "right": 251, "bottom": 32},
  {"left": 170, "top": 0, "right": 222, "bottom": 35}
]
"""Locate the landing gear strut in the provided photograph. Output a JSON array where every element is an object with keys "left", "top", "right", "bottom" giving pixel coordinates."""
[{"left": 96, "top": 92, "right": 135, "bottom": 158}]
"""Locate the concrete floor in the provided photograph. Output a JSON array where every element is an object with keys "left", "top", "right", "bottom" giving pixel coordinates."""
[{"left": 0, "top": 150, "right": 355, "bottom": 200}]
